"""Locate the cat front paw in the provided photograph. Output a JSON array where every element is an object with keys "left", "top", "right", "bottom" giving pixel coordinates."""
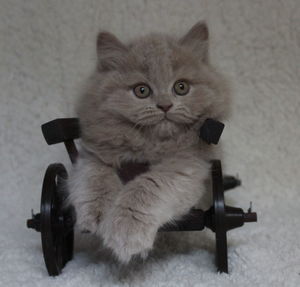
[
  {"left": 98, "top": 206, "right": 157, "bottom": 263},
  {"left": 71, "top": 200, "right": 103, "bottom": 234}
]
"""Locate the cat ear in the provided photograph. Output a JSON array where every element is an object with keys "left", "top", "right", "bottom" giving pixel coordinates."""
[
  {"left": 179, "top": 21, "right": 209, "bottom": 63},
  {"left": 97, "top": 31, "right": 128, "bottom": 71}
]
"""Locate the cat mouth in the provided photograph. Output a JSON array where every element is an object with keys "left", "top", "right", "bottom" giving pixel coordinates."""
[
  {"left": 162, "top": 114, "right": 175, "bottom": 123},
  {"left": 139, "top": 113, "right": 198, "bottom": 126},
  {"left": 164, "top": 113, "right": 198, "bottom": 125},
  {"left": 164, "top": 115, "right": 172, "bottom": 121}
]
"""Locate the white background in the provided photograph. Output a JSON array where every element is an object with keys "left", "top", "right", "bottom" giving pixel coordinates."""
[{"left": 0, "top": 1, "right": 299, "bottom": 286}]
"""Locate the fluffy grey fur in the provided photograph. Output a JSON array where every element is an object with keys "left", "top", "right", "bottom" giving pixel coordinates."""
[{"left": 67, "top": 21, "right": 231, "bottom": 263}]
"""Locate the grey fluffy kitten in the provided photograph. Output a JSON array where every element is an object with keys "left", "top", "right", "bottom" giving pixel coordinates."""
[{"left": 67, "top": 21, "right": 231, "bottom": 263}]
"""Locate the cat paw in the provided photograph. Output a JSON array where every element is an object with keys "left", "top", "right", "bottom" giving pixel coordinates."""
[
  {"left": 74, "top": 204, "right": 102, "bottom": 234},
  {"left": 98, "top": 207, "right": 157, "bottom": 263}
]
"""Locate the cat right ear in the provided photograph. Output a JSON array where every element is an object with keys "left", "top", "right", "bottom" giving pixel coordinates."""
[
  {"left": 97, "top": 32, "right": 128, "bottom": 71},
  {"left": 179, "top": 21, "right": 209, "bottom": 63}
]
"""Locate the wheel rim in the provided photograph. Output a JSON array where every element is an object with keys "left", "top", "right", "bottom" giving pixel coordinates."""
[
  {"left": 211, "top": 160, "right": 228, "bottom": 273},
  {"left": 40, "top": 163, "right": 74, "bottom": 276}
]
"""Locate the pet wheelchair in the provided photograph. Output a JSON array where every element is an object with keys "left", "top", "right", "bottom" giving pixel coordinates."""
[{"left": 26, "top": 118, "right": 257, "bottom": 276}]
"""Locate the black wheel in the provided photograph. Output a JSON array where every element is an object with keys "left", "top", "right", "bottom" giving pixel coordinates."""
[
  {"left": 40, "top": 163, "right": 74, "bottom": 276},
  {"left": 211, "top": 160, "right": 228, "bottom": 273}
]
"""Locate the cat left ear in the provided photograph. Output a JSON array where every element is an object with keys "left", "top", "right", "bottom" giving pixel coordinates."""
[{"left": 179, "top": 21, "right": 209, "bottom": 63}]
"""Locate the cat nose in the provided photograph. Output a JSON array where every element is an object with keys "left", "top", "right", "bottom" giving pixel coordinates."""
[{"left": 156, "top": 104, "right": 173, "bottom": 112}]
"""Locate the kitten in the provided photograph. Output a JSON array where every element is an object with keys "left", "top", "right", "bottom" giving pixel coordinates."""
[{"left": 67, "top": 21, "right": 231, "bottom": 263}]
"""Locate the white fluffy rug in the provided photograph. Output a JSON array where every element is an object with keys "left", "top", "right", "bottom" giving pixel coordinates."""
[{"left": 1, "top": 1, "right": 300, "bottom": 286}]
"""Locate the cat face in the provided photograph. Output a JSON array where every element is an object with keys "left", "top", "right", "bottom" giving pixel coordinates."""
[{"left": 84, "top": 22, "right": 230, "bottom": 139}]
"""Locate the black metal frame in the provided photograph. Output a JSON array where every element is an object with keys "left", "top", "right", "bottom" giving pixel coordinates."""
[{"left": 27, "top": 118, "right": 257, "bottom": 276}]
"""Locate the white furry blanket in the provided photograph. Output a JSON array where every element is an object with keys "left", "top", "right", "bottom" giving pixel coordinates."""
[{"left": 0, "top": 1, "right": 299, "bottom": 286}]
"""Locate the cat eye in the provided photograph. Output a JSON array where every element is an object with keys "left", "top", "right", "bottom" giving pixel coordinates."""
[
  {"left": 173, "top": 80, "right": 190, "bottom": 96},
  {"left": 133, "top": 84, "right": 151, "bottom": 98}
]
